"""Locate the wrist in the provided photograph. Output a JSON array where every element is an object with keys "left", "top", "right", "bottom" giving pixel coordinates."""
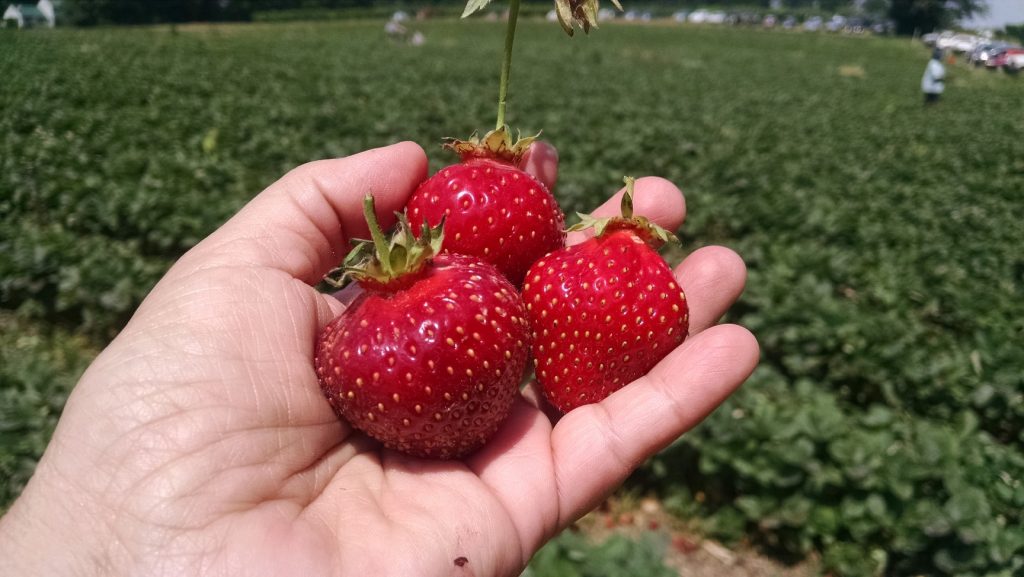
[{"left": 0, "top": 465, "right": 116, "bottom": 577}]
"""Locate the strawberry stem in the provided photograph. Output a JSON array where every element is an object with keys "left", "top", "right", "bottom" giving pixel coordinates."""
[
  {"left": 495, "top": 0, "right": 521, "bottom": 130},
  {"left": 363, "top": 195, "right": 392, "bottom": 277},
  {"left": 329, "top": 197, "right": 446, "bottom": 290}
]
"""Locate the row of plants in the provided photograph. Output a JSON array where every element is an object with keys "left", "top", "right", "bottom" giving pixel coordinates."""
[
  {"left": 0, "top": 314, "right": 96, "bottom": 507},
  {"left": 2, "top": 21, "right": 1021, "bottom": 575},
  {"left": 526, "top": 530, "right": 678, "bottom": 577},
  {"left": 644, "top": 368, "right": 1024, "bottom": 576}
]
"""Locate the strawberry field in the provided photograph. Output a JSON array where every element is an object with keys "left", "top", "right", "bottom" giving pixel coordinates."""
[{"left": 2, "top": 19, "right": 1023, "bottom": 576}]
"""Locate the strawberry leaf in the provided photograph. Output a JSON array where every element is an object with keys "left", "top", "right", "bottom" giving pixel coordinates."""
[
  {"left": 462, "top": 0, "right": 494, "bottom": 18},
  {"left": 568, "top": 212, "right": 612, "bottom": 237}
]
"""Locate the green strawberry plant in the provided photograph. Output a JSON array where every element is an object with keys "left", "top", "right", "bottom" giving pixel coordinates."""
[{"left": 3, "top": 20, "right": 1023, "bottom": 577}]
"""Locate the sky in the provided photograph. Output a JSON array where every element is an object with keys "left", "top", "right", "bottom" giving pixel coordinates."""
[{"left": 964, "top": 0, "right": 1024, "bottom": 29}]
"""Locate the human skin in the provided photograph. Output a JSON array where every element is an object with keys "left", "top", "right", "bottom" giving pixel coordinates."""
[{"left": 0, "top": 141, "right": 757, "bottom": 577}]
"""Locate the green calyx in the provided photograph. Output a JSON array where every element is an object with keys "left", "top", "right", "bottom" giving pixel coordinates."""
[
  {"left": 567, "top": 176, "right": 679, "bottom": 248},
  {"left": 444, "top": 125, "right": 538, "bottom": 165},
  {"left": 327, "top": 195, "right": 444, "bottom": 288}
]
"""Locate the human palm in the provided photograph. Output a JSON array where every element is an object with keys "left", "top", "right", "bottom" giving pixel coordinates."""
[{"left": 0, "top": 142, "right": 757, "bottom": 577}]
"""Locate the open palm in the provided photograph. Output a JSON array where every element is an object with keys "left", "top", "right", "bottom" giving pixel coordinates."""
[{"left": 0, "top": 142, "right": 757, "bottom": 577}]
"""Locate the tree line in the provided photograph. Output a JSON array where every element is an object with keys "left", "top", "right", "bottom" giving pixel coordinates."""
[{"left": 59, "top": 0, "right": 987, "bottom": 35}]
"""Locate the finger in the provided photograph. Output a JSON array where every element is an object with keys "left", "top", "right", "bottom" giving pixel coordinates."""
[
  {"left": 464, "top": 397, "right": 560, "bottom": 558},
  {"left": 330, "top": 284, "right": 364, "bottom": 307},
  {"left": 520, "top": 140, "right": 559, "bottom": 191},
  {"left": 181, "top": 141, "right": 428, "bottom": 285},
  {"left": 566, "top": 177, "right": 686, "bottom": 247},
  {"left": 550, "top": 324, "right": 758, "bottom": 523},
  {"left": 316, "top": 284, "right": 363, "bottom": 327},
  {"left": 520, "top": 380, "right": 564, "bottom": 423},
  {"left": 674, "top": 246, "right": 747, "bottom": 335}
]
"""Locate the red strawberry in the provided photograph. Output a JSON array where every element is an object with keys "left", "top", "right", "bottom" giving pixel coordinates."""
[
  {"left": 407, "top": 127, "right": 566, "bottom": 286},
  {"left": 314, "top": 197, "right": 530, "bottom": 459},
  {"left": 522, "top": 178, "right": 689, "bottom": 413}
]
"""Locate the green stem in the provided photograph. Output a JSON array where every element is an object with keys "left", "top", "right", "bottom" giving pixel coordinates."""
[
  {"left": 495, "top": 0, "right": 522, "bottom": 130},
  {"left": 363, "top": 195, "right": 392, "bottom": 276}
]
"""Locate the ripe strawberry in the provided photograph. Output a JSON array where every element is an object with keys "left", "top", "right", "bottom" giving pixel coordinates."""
[
  {"left": 522, "top": 178, "right": 689, "bottom": 413},
  {"left": 407, "top": 127, "right": 566, "bottom": 287},
  {"left": 314, "top": 197, "right": 530, "bottom": 459}
]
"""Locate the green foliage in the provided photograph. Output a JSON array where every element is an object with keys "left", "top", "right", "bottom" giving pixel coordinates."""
[
  {"left": 60, "top": 0, "right": 258, "bottom": 25},
  {"left": 0, "top": 314, "right": 95, "bottom": 509},
  {"left": 647, "top": 371, "right": 1024, "bottom": 576},
  {"left": 2, "top": 20, "right": 1022, "bottom": 576},
  {"left": 524, "top": 531, "right": 677, "bottom": 577},
  {"left": 0, "top": 221, "right": 170, "bottom": 337},
  {"left": 1005, "top": 24, "right": 1024, "bottom": 45},
  {"left": 60, "top": 0, "right": 554, "bottom": 26},
  {"left": 888, "top": 0, "right": 986, "bottom": 35}
]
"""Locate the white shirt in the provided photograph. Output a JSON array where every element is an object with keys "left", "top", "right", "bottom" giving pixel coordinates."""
[{"left": 922, "top": 59, "right": 946, "bottom": 94}]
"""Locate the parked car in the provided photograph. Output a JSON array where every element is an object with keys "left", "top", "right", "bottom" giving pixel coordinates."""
[
  {"left": 688, "top": 10, "right": 726, "bottom": 24},
  {"left": 990, "top": 48, "right": 1024, "bottom": 72},
  {"left": 995, "top": 48, "right": 1024, "bottom": 72},
  {"left": 870, "top": 22, "right": 892, "bottom": 35},
  {"left": 1007, "top": 51, "right": 1024, "bottom": 72},
  {"left": 733, "top": 12, "right": 761, "bottom": 26},
  {"left": 985, "top": 47, "right": 1009, "bottom": 69},
  {"left": 954, "top": 35, "right": 984, "bottom": 53},
  {"left": 937, "top": 33, "right": 983, "bottom": 53},
  {"left": 705, "top": 11, "right": 727, "bottom": 24},
  {"left": 803, "top": 16, "right": 822, "bottom": 31},
  {"left": 969, "top": 43, "right": 1009, "bottom": 67}
]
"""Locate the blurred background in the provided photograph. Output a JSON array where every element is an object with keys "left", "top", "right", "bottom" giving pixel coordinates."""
[{"left": 1, "top": 1, "right": 1022, "bottom": 576}]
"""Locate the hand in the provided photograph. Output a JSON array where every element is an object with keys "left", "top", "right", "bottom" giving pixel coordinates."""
[{"left": 0, "top": 142, "right": 757, "bottom": 577}]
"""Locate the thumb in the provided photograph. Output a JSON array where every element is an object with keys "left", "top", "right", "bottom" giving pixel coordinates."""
[{"left": 178, "top": 141, "right": 428, "bottom": 285}]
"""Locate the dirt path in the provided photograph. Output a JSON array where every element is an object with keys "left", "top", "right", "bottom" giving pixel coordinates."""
[{"left": 578, "top": 497, "right": 818, "bottom": 577}]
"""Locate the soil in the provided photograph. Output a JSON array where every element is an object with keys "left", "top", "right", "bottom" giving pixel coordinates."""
[{"left": 575, "top": 496, "right": 820, "bottom": 577}]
